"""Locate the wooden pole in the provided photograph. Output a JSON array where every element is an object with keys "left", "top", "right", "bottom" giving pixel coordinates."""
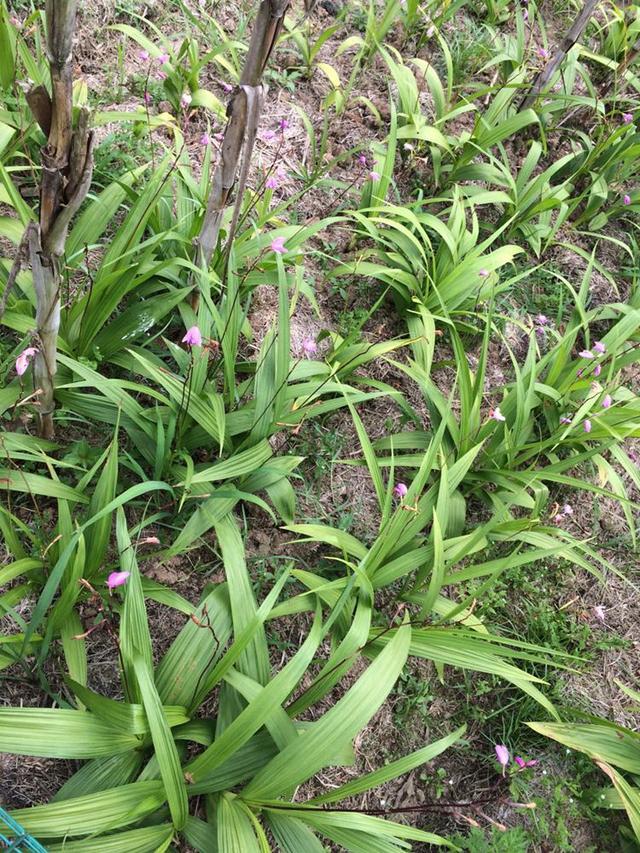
[
  {"left": 195, "top": 0, "right": 290, "bottom": 273},
  {"left": 520, "top": 0, "right": 600, "bottom": 111},
  {"left": 29, "top": 0, "right": 94, "bottom": 438}
]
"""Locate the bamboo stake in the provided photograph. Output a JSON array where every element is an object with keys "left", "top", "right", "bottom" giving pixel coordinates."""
[
  {"left": 520, "top": 0, "right": 600, "bottom": 111},
  {"left": 27, "top": 0, "right": 94, "bottom": 438},
  {"left": 194, "top": 0, "right": 290, "bottom": 276}
]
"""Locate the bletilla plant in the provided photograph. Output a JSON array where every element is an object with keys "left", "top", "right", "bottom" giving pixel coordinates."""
[{"left": 0, "top": 512, "right": 464, "bottom": 851}]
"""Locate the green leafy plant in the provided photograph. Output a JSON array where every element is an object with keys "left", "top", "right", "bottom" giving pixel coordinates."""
[{"left": 0, "top": 511, "right": 464, "bottom": 851}]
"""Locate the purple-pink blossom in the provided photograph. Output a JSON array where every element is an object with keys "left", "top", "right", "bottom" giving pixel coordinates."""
[
  {"left": 537, "top": 47, "right": 549, "bottom": 59},
  {"left": 495, "top": 744, "right": 510, "bottom": 775},
  {"left": 302, "top": 338, "right": 317, "bottom": 356},
  {"left": 560, "top": 415, "right": 572, "bottom": 424},
  {"left": 279, "top": 118, "right": 289, "bottom": 131},
  {"left": 221, "top": 81, "right": 233, "bottom": 93},
  {"left": 139, "top": 536, "right": 160, "bottom": 545},
  {"left": 144, "top": 91, "right": 153, "bottom": 106},
  {"left": 107, "top": 571, "right": 130, "bottom": 590},
  {"left": 393, "top": 482, "right": 408, "bottom": 499},
  {"left": 583, "top": 419, "right": 592, "bottom": 433},
  {"left": 138, "top": 49, "right": 150, "bottom": 62},
  {"left": 514, "top": 756, "right": 538, "bottom": 769},
  {"left": 15, "top": 346, "right": 37, "bottom": 376},
  {"left": 535, "top": 314, "right": 548, "bottom": 326},
  {"left": 490, "top": 407, "right": 506, "bottom": 422},
  {"left": 200, "top": 132, "right": 211, "bottom": 146},
  {"left": 369, "top": 170, "right": 381, "bottom": 181},
  {"left": 271, "top": 236, "right": 287, "bottom": 254},
  {"left": 182, "top": 326, "right": 202, "bottom": 347},
  {"left": 358, "top": 154, "right": 368, "bottom": 166},
  {"left": 579, "top": 349, "right": 593, "bottom": 359},
  {"left": 594, "top": 605, "right": 606, "bottom": 623},
  {"left": 262, "top": 129, "right": 276, "bottom": 143},
  {"left": 623, "top": 113, "right": 633, "bottom": 124},
  {"left": 593, "top": 341, "right": 606, "bottom": 354},
  {"left": 265, "top": 174, "right": 279, "bottom": 190},
  {"left": 562, "top": 504, "right": 573, "bottom": 516},
  {"left": 602, "top": 394, "right": 612, "bottom": 409},
  {"left": 478, "top": 268, "right": 490, "bottom": 277},
  {"left": 624, "top": 194, "right": 632, "bottom": 206},
  {"left": 593, "top": 364, "right": 602, "bottom": 377},
  {"left": 180, "top": 92, "right": 192, "bottom": 109},
  {"left": 158, "top": 53, "right": 169, "bottom": 65}
]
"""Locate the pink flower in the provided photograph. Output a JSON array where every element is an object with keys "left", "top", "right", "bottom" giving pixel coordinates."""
[
  {"left": 602, "top": 394, "right": 612, "bottom": 408},
  {"left": 156, "top": 70, "right": 167, "bottom": 80},
  {"left": 107, "top": 571, "right": 130, "bottom": 590},
  {"left": 578, "top": 349, "right": 593, "bottom": 359},
  {"left": 271, "top": 236, "right": 287, "bottom": 254},
  {"left": 393, "top": 482, "right": 408, "bottom": 498},
  {"left": 537, "top": 47, "right": 549, "bottom": 59},
  {"left": 279, "top": 118, "right": 289, "bottom": 131},
  {"left": 623, "top": 113, "right": 633, "bottom": 124},
  {"left": 358, "top": 154, "right": 368, "bottom": 166},
  {"left": 180, "top": 92, "right": 192, "bottom": 109},
  {"left": 200, "top": 132, "right": 211, "bottom": 145},
  {"left": 594, "top": 604, "right": 606, "bottom": 623},
  {"left": 560, "top": 415, "right": 572, "bottom": 424},
  {"left": 515, "top": 756, "right": 538, "bottom": 769},
  {"left": 593, "top": 364, "right": 602, "bottom": 377},
  {"left": 221, "top": 81, "right": 233, "bottom": 93},
  {"left": 523, "top": 8, "right": 528, "bottom": 19},
  {"left": 478, "top": 268, "right": 489, "bottom": 277},
  {"left": 144, "top": 91, "right": 153, "bottom": 106},
  {"left": 302, "top": 338, "right": 317, "bottom": 356},
  {"left": 593, "top": 341, "right": 606, "bottom": 354},
  {"left": 265, "top": 174, "right": 279, "bottom": 190},
  {"left": 562, "top": 504, "right": 573, "bottom": 516},
  {"left": 535, "top": 314, "right": 548, "bottom": 326},
  {"left": 15, "top": 346, "right": 37, "bottom": 376},
  {"left": 262, "top": 129, "right": 276, "bottom": 143},
  {"left": 158, "top": 53, "right": 169, "bottom": 65},
  {"left": 583, "top": 419, "right": 592, "bottom": 433},
  {"left": 140, "top": 536, "right": 160, "bottom": 545},
  {"left": 182, "top": 325, "right": 202, "bottom": 347},
  {"left": 490, "top": 407, "right": 506, "bottom": 422},
  {"left": 495, "top": 744, "right": 510, "bottom": 775},
  {"left": 138, "top": 49, "right": 150, "bottom": 62},
  {"left": 623, "top": 194, "right": 632, "bottom": 206},
  {"left": 369, "top": 170, "right": 381, "bottom": 181}
]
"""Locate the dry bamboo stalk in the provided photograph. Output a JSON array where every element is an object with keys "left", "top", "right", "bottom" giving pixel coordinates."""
[
  {"left": 26, "top": 0, "right": 94, "bottom": 439},
  {"left": 520, "top": 0, "right": 600, "bottom": 111},
  {"left": 194, "top": 0, "right": 290, "bottom": 276}
]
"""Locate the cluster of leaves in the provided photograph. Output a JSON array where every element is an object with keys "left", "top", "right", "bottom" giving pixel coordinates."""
[{"left": 0, "top": 0, "right": 639, "bottom": 850}]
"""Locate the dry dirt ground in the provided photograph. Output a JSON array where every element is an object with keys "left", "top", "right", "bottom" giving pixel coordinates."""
[{"left": 1, "top": 1, "right": 639, "bottom": 851}]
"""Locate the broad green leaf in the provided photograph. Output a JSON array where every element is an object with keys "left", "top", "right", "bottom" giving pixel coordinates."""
[
  {"left": 310, "top": 725, "right": 466, "bottom": 803},
  {"left": 48, "top": 824, "right": 174, "bottom": 853},
  {"left": 8, "top": 782, "right": 165, "bottom": 839},
  {"left": 0, "top": 708, "right": 140, "bottom": 758},
  {"left": 528, "top": 723, "right": 640, "bottom": 773},
  {"left": 243, "top": 620, "right": 411, "bottom": 799},
  {"left": 133, "top": 654, "right": 188, "bottom": 829},
  {"left": 187, "top": 607, "right": 323, "bottom": 781}
]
